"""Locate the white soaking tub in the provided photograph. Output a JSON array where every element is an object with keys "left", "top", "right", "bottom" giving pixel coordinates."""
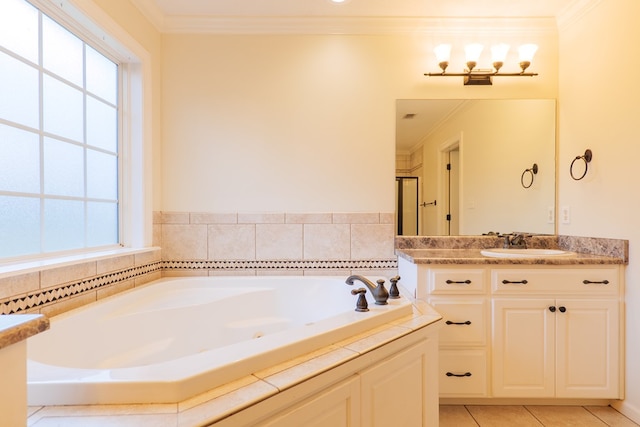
[{"left": 27, "top": 276, "right": 412, "bottom": 405}]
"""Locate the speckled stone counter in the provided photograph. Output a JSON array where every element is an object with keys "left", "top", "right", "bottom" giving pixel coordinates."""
[
  {"left": 0, "top": 314, "right": 49, "bottom": 350},
  {"left": 395, "top": 235, "right": 628, "bottom": 265}
]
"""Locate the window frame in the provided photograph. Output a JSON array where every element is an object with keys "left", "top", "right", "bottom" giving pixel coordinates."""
[{"left": 0, "top": 0, "right": 152, "bottom": 267}]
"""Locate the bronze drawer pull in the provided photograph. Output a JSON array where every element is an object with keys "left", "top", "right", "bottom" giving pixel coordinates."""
[
  {"left": 446, "top": 320, "right": 472, "bottom": 325},
  {"left": 445, "top": 279, "right": 472, "bottom": 284},
  {"left": 446, "top": 372, "right": 472, "bottom": 377},
  {"left": 583, "top": 279, "right": 610, "bottom": 285},
  {"left": 501, "top": 279, "right": 528, "bottom": 285}
]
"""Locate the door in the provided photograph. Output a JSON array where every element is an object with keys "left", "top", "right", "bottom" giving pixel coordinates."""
[
  {"left": 395, "top": 177, "right": 419, "bottom": 235},
  {"left": 492, "top": 298, "right": 555, "bottom": 397},
  {"left": 555, "top": 299, "right": 620, "bottom": 398}
]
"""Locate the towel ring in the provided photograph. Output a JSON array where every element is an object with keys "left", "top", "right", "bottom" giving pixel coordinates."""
[
  {"left": 521, "top": 163, "right": 538, "bottom": 189},
  {"left": 570, "top": 149, "right": 592, "bottom": 181}
]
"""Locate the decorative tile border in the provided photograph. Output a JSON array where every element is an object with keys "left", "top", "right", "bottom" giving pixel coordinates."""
[
  {"left": 162, "top": 259, "right": 398, "bottom": 271},
  {"left": 0, "top": 259, "right": 397, "bottom": 315}
]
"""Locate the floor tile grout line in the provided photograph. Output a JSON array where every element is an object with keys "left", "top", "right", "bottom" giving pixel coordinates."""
[{"left": 523, "top": 405, "right": 546, "bottom": 426}]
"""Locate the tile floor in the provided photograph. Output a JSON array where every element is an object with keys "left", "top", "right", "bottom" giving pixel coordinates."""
[{"left": 440, "top": 405, "right": 640, "bottom": 427}]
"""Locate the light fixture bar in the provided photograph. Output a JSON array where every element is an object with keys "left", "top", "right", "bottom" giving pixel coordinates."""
[{"left": 426, "top": 43, "right": 539, "bottom": 85}]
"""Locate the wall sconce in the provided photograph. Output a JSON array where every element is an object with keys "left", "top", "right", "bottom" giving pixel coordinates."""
[{"left": 425, "top": 43, "right": 539, "bottom": 85}]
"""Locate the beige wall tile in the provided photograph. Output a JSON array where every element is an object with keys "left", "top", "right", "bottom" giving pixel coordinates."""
[
  {"left": 153, "top": 211, "right": 162, "bottom": 224},
  {"left": 208, "top": 224, "right": 255, "bottom": 260},
  {"left": 161, "top": 211, "right": 189, "bottom": 224},
  {"left": 40, "top": 262, "right": 97, "bottom": 289},
  {"left": 97, "top": 279, "right": 135, "bottom": 300},
  {"left": 135, "top": 249, "right": 161, "bottom": 266},
  {"left": 0, "top": 272, "right": 39, "bottom": 300},
  {"left": 190, "top": 212, "right": 237, "bottom": 224},
  {"left": 209, "top": 270, "right": 257, "bottom": 276},
  {"left": 96, "top": 255, "right": 134, "bottom": 275},
  {"left": 153, "top": 223, "right": 162, "bottom": 247},
  {"left": 303, "top": 224, "right": 350, "bottom": 260},
  {"left": 351, "top": 224, "right": 395, "bottom": 259},
  {"left": 256, "top": 269, "right": 304, "bottom": 276},
  {"left": 40, "top": 291, "right": 96, "bottom": 318},
  {"left": 256, "top": 224, "right": 303, "bottom": 260},
  {"left": 285, "top": 213, "right": 332, "bottom": 224},
  {"left": 379, "top": 212, "right": 395, "bottom": 224},
  {"left": 332, "top": 212, "right": 380, "bottom": 224},
  {"left": 238, "top": 213, "right": 284, "bottom": 224},
  {"left": 135, "top": 271, "right": 162, "bottom": 286},
  {"left": 161, "top": 224, "right": 208, "bottom": 260},
  {"left": 162, "top": 270, "right": 208, "bottom": 277}
]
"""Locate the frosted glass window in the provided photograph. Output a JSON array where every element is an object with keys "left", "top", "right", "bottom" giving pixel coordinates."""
[
  {"left": 87, "top": 97, "right": 117, "bottom": 152},
  {"left": 0, "top": 0, "right": 120, "bottom": 259},
  {"left": 0, "top": 0, "right": 39, "bottom": 63},
  {"left": 43, "top": 75, "right": 84, "bottom": 142},
  {"left": 43, "top": 15, "right": 84, "bottom": 87},
  {"left": 0, "top": 124, "right": 40, "bottom": 193},
  {"left": 86, "top": 46, "right": 117, "bottom": 104},
  {"left": 87, "top": 150, "right": 117, "bottom": 200},
  {"left": 0, "top": 196, "right": 40, "bottom": 258},
  {"left": 88, "top": 202, "right": 118, "bottom": 247},
  {"left": 44, "top": 199, "right": 84, "bottom": 252},
  {"left": 0, "top": 51, "right": 39, "bottom": 129},
  {"left": 44, "top": 137, "right": 84, "bottom": 197}
]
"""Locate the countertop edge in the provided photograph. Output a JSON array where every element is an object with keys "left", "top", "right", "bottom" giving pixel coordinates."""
[{"left": 0, "top": 314, "right": 50, "bottom": 351}]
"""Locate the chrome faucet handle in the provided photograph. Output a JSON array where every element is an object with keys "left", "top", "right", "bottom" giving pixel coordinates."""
[
  {"left": 389, "top": 276, "right": 401, "bottom": 299},
  {"left": 351, "top": 288, "right": 369, "bottom": 312}
]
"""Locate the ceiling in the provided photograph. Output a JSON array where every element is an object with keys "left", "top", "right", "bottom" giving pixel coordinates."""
[{"left": 129, "top": 0, "right": 582, "bottom": 153}]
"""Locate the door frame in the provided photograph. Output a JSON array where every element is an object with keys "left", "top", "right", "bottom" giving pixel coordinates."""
[{"left": 437, "top": 132, "right": 463, "bottom": 235}]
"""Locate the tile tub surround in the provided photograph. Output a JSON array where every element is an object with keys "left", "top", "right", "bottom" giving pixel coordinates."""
[
  {"left": 157, "top": 211, "right": 396, "bottom": 262},
  {"left": 395, "top": 235, "right": 628, "bottom": 263}
]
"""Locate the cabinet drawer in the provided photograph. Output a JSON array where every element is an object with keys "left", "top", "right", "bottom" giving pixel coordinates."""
[
  {"left": 429, "top": 299, "right": 487, "bottom": 346},
  {"left": 439, "top": 350, "right": 487, "bottom": 397},
  {"left": 492, "top": 267, "right": 619, "bottom": 295},
  {"left": 429, "top": 268, "right": 486, "bottom": 294}
]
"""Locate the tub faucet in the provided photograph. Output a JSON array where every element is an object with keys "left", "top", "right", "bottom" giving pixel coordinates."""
[{"left": 345, "top": 275, "right": 389, "bottom": 305}]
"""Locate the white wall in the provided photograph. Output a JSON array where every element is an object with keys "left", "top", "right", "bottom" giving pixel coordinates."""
[
  {"left": 558, "top": 0, "right": 640, "bottom": 420},
  {"left": 161, "top": 31, "right": 558, "bottom": 213}
]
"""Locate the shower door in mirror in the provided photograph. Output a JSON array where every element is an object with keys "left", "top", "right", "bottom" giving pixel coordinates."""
[{"left": 396, "top": 177, "right": 419, "bottom": 236}]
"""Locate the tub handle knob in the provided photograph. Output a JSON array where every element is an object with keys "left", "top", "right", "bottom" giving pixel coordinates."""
[
  {"left": 389, "top": 275, "right": 401, "bottom": 299},
  {"left": 351, "top": 288, "right": 369, "bottom": 312}
]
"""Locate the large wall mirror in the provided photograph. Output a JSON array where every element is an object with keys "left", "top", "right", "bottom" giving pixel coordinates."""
[{"left": 396, "top": 99, "right": 556, "bottom": 236}]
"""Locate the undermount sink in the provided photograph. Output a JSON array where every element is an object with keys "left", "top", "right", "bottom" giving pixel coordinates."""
[{"left": 480, "top": 248, "right": 574, "bottom": 258}]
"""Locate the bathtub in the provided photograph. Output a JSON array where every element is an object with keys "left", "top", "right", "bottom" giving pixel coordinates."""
[{"left": 27, "top": 276, "right": 413, "bottom": 405}]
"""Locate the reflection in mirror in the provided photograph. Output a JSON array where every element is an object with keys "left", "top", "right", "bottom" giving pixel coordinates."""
[{"left": 396, "top": 99, "right": 556, "bottom": 236}]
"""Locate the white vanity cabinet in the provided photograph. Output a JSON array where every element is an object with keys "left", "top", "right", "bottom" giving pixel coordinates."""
[
  {"left": 398, "top": 257, "right": 624, "bottom": 401},
  {"left": 491, "top": 266, "right": 621, "bottom": 399}
]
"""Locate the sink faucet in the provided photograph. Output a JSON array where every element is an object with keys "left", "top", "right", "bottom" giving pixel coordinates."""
[
  {"left": 502, "top": 233, "right": 527, "bottom": 249},
  {"left": 345, "top": 275, "right": 389, "bottom": 305}
]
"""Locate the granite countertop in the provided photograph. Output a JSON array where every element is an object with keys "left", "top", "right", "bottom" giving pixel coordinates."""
[
  {"left": 0, "top": 314, "right": 49, "bottom": 350},
  {"left": 396, "top": 248, "right": 626, "bottom": 265}
]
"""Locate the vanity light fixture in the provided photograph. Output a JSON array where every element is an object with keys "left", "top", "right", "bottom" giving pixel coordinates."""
[{"left": 425, "top": 43, "right": 539, "bottom": 85}]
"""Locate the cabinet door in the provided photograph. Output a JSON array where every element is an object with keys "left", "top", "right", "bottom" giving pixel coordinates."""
[
  {"left": 360, "top": 341, "right": 433, "bottom": 427},
  {"left": 258, "top": 376, "right": 360, "bottom": 427},
  {"left": 492, "top": 298, "right": 555, "bottom": 397},
  {"left": 555, "top": 299, "right": 620, "bottom": 398}
]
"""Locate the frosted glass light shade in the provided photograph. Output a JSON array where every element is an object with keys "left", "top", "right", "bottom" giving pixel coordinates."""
[
  {"left": 464, "top": 44, "right": 484, "bottom": 62},
  {"left": 433, "top": 44, "right": 452, "bottom": 63},
  {"left": 491, "top": 44, "right": 510, "bottom": 62},
  {"left": 518, "top": 44, "right": 538, "bottom": 62}
]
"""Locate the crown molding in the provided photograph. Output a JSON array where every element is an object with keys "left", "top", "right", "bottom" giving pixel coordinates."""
[
  {"left": 160, "top": 16, "right": 558, "bottom": 35},
  {"left": 128, "top": 0, "right": 166, "bottom": 32},
  {"left": 556, "top": 0, "right": 602, "bottom": 30}
]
